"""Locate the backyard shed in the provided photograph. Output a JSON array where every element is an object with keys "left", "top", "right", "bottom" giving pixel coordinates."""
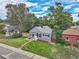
[
  {"left": 62, "top": 26, "right": 79, "bottom": 45},
  {"left": 29, "top": 26, "right": 52, "bottom": 42}
]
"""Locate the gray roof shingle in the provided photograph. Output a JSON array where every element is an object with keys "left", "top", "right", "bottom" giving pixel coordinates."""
[
  {"left": 30, "top": 26, "right": 52, "bottom": 34},
  {"left": 4, "top": 24, "right": 19, "bottom": 32}
]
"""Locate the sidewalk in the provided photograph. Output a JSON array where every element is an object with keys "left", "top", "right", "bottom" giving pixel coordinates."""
[{"left": 0, "top": 43, "right": 48, "bottom": 59}]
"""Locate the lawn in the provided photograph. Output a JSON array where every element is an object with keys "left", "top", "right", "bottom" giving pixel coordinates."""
[
  {"left": 0, "top": 37, "right": 66, "bottom": 59},
  {"left": 23, "top": 40, "right": 58, "bottom": 59},
  {"left": 0, "top": 37, "right": 28, "bottom": 48}
]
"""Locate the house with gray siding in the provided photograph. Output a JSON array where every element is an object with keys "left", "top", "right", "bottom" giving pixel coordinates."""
[
  {"left": 29, "top": 26, "right": 52, "bottom": 42},
  {"left": 4, "top": 24, "right": 20, "bottom": 37}
]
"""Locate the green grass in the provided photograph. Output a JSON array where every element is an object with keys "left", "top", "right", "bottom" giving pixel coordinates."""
[
  {"left": 23, "top": 40, "right": 57, "bottom": 59},
  {"left": 0, "top": 37, "right": 65, "bottom": 59},
  {"left": 0, "top": 37, "right": 28, "bottom": 48}
]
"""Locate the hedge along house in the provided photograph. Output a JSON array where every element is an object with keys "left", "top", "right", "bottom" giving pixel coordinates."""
[
  {"left": 62, "top": 26, "right": 79, "bottom": 45},
  {"left": 29, "top": 26, "right": 52, "bottom": 42}
]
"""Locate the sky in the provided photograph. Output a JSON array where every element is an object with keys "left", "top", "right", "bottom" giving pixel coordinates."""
[{"left": 0, "top": 0, "right": 79, "bottom": 22}]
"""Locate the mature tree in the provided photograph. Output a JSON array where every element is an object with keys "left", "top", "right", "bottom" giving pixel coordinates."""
[
  {"left": 22, "top": 13, "right": 38, "bottom": 31},
  {"left": 6, "top": 3, "right": 26, "bottom": 32},
  {"left": 5, "top": 3, "right": 38, "bottom": 32},
  {"left": 37, "top": 16, "right": 47, "bottom": 26},
  {"left": 49, "top": 2, "right": 72, "bottom": 29},
  {"left": 47, "top": 2, "right": 73, "bottom": 43},
  {"left": 35, "top": 17, "right": 42, "bottom": 26},
  {"left": 0, "top": 19, "right": 3, "bottom": 23}
]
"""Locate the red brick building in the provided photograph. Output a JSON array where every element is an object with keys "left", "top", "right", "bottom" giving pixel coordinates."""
[{"left": 62, "top": 26, "right": 79, "bottom": 45}]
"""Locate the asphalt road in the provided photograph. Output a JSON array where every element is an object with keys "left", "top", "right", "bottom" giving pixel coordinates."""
[
  {"left": 0, "top": 46, "right": 32, "bottom": 59},
  {"left": 0, "top": 56, "right": 5, "bottom": 59}
]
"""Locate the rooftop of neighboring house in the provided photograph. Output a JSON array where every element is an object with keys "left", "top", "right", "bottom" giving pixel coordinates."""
[
  {"left": 4, "top": 24, "right": 19, "bottom": 32},
  {"left": 62, "top": 26, "right": 79, "bottom": 36}
]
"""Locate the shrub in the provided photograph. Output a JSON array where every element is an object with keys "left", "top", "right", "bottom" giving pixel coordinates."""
[
  {"left": 12, "top": 33, "right": 22, "bottom": 38},
  {"left": 0, "top": 30, "right": 5, "bottom": 34},
  {"left": 0, "top": 23, "right": 5, "bottom": 34}
]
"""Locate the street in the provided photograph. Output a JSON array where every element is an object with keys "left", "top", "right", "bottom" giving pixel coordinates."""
[{"left": 0, "top": 46, "right": 32, "bottom": 59}]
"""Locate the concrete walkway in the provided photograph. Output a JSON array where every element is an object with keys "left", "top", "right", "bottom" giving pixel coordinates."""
[
  {"left": 19, "top": 40, "right": 32, "bottom": 49},
  {"left": 0, "top": 43, "right": 48, "bottom": 59}
]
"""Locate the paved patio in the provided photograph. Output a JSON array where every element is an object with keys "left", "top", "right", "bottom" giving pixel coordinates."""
[{"left": 0, "top": 43, "right": 48, "bottom": 59}]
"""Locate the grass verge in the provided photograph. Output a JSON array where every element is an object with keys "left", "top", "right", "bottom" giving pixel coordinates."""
[{"left": 0, "top": 37, "right": 28, "bottom": 48}]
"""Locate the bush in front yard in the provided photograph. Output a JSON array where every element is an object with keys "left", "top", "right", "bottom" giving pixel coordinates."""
[
  {"left": 0, "top": 23, "right": 5, "bottom": 34},
  {"left": 12, "top": 33, "right": 22, "bottom": 38}
]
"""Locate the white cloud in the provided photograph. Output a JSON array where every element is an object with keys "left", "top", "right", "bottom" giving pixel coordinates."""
[
  {"left": 71, "top": 14, "right": 79, "bottom": 22},
  {"left": 77, "top": 0, "right": 79, "bottom": 1},
  {"left": 25, "top": 2, "right": 38, "bottom": 7},
  {"left": 32, "top": 11, "right": 43, "bottom": 14},
  {"left": 42, "top": 6, "right": 49, "bottom": 11},
  {"left": 71, "top": 14, "right": 78, "bottom": 17},
  {"left": 35, "top": 15, "right": 42, "bottom": 18},
  {"left": 63, "top": 0, "right": 78, "bottom": 3},
  {"left": 74, "top": 8, "right": 79, "bottom": 12},
  {"left": 73, "top": 17, "right": 79, "bottom": 22},
  {"left": 35, "top": 14, "right": 47, "bottom": 18},
  {"left": 64, "top": 5, "right": 72, "bottom": 9}
]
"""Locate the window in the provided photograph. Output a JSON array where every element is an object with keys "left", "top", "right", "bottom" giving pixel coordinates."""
[
  {"left": 43, "top": 34, "right": 44, "bottom": 36},
  {"left": 39, "top": 34, "right": 41, "bottom": 37},
  {"left": 32, "top": 34, "right": 34, "bottom": 37},
  {"left": 44, "top": 34, "right": 50, "bottom": 37},
  {"left": 36, "top": 33, "right": 38, "bottom": 37},
  {"left": 65, "top": 39, "right": 69, "bottom": 42},
  {"left": 45, "top": 35, "right": 49, "bottom": 37},
  {"left": 77, "top": 39, "right": 79, "bottom": 43}
]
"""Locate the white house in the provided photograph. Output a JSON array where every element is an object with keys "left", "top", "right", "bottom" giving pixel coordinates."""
[{"left": 29, "top": 26, "right": 53, "bottom": 42}]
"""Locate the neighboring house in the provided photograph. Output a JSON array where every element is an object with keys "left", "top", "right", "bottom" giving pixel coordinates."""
[
  {"left": 4, "top": 24, "right": 20, "bottom": 37},
  {"left": 29, "top": 26, "right": 52, "bottom": 42},
  {"left": 62, "top": 26, "right": 79, "bottom": 45}
]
